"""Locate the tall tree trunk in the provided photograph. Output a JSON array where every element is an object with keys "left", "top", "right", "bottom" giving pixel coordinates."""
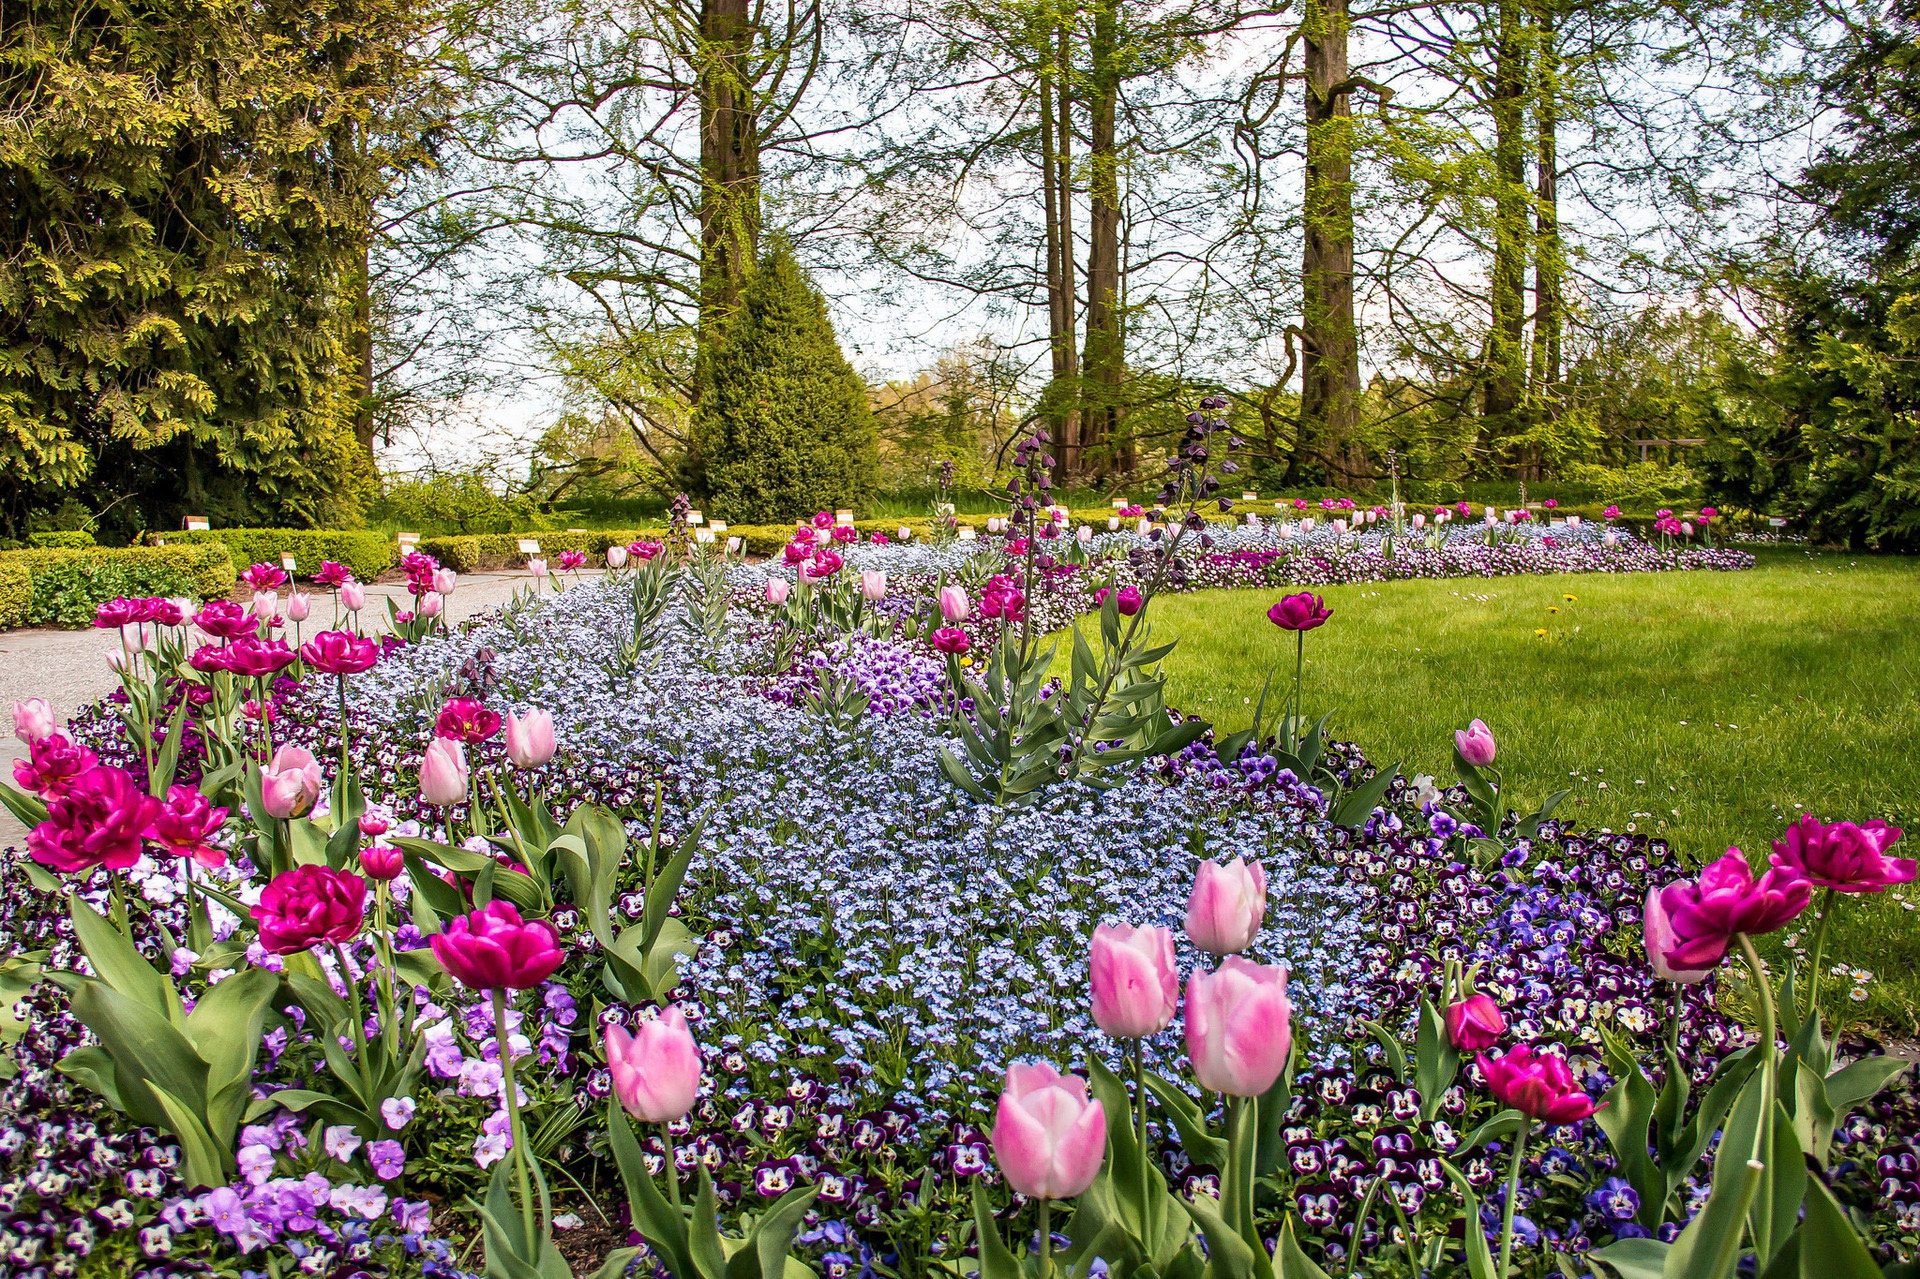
[
  {"left": 1301, "top": 0, "right": 1364, "bottom": 484},
  {"left": 1080, "top": 0, "right": 1124, "bottom": 482},
  {"left": 1483, "top": 0, "right": 1530, "bottom": 465},
  {"left": 697, "top": 0, "right": 762, "bottom": 370},
  {"left": 1039, "top": 11, "right": 1079, "bottom": 485},
  {"left": 1530, "top": 2, "right": 1562, "bottom": 458},
  {"left": 351, "top": 236, "right": 377, "bottom": 457}
]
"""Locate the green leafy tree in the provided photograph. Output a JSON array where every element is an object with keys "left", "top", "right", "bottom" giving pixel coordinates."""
[
  {"left": 689, "top": 248, "right": 878, "bottom": 522},
  {"left": 0, "top": 0, "right": 437, "bottom": 536}
]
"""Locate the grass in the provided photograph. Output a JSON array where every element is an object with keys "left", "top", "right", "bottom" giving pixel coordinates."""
[{"left": 1113, "top": 547, "right": 1920, "bottom": 1032}]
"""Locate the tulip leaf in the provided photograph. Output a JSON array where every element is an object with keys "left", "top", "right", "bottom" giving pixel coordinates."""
[
  {"left": 607, "top": 1102, "right": 700, "bottom": 1279},
  {"left": 183, "top": 966, "right": 277, "bottom": 1135},
  {"left": 1358, "top": 1020, "right": 1409, "bottom": 1082},
  {"left": 1791, "top": 1176, "right": 1891, "bottom": 1278},
  {"left": 1329, "top": 762, "right": 1400, "bottom": 830},
  {"left": 1438, "top": 1159, "right": 1499, "bottom": 1279},
  {"left": 1823, "top": 1053, "right": 1911, "bottom": 1116},
  {"left": 1595, "top": 1038, "right": 1664, "bottom": 1230},
  {"left": 688, "top": 1171, "right": 731, "bottom": 1279},
  {"left": 1143, "top": 1070, "right": 1228, "bottom": 1169},
  {"left": 970, "top": 1181, "right": 1024, "bottom": 1279},
  {"left": 1414, "top": 997, "right": 1460, "bottom": 1122},
  {"left": 150, "top": 1081, "right": 232, "bottom": 1190},
  {"left": 643, "top": 810, "right": 706, "bottom": 952},
  {"left": 0, "top": 779, "right": 49, "bottom": 833},
  {"left": 1181, "top": 1191, "right": 1270, "bottom": 1279},
  {"left": 65, "top": 978, "right": 209, "bottom": 1131},
  {"left": 1587, "top": 1238, "right": 1670, "bottom": 1279},
  {"left": 732, "top": 1183, "right": 820, "bottom": 1279},
  {"left": 67, "top": 894, "right": 178, "bottom": 1023},
  {"left": 1272, "top": 1217, "right": 1332, "bottom": 1279}
]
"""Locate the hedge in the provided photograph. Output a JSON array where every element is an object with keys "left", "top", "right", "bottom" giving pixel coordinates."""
[
  {"left": 25, "top": 530, "right": 94, "bottom": 548},
  {"left": 0, "top": 544, "right": 236, "bottom": 628},
  {"left": 147, "top": 528, "right": 398, "bottom": 583},
  {"left": 0, "top": 561, "right": 29, "bottom": 628}
]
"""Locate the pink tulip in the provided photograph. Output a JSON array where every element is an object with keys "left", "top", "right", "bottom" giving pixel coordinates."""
[
  {"left": 341, "top": 581, "right": 367, "bottom": 612},
  {"left": 938, "top": 585, "right": 970, "bottom": 624},
  {"left": 605, "top": 545, "right": 629, "bottom": 569},
  {"left": 418, "top": 738, "right": 469, "bottom": 807},
  {"left": 1444, "top": 994, "right": 1506, "bottom": 1051},
  {"left": 418, "top": 591, "right": 444, "bottom": 619},
  {"left": 989, "top": 1062, "right": 1107, "bottom": 1200},
  {"left": 1477, "top": 1045, "right": 1598, "bottom": 1125},
  {"left": 528, "top": 559, "right": 549, "bottom": 579},
  {"left": 145, "top": 784, "right": 230, "bottom": 869},
  {"left": 253, "top": 864, "right": 367, "bottom": 955},
  {"left": 250, "top": 591, "right": 279, "bottom": 621},
  {"left": 1651, "top": 848, "right": 1811, "bottom": 976},
  {"left": 27, "top": 765, "right": 157, "bottom": 873},
  {"left": 1184, "top": 956, "right": 1293, "bottom": 1097},
  {"left": 287, "top": 592, "right": 312, "bottom": 623},
  {"left": 505, "top": 709, "right": 557, "bottom": 769},
  {"left": 860, "top": 570, "right": 888, "bottom": 602},
  {"left": 1768, "top": 814, "right": 1913, "bottom": 894},
  {"left": 1089, "top": 923, "right": 1178, "bottom": 1039},
  {"left": 261, "top": 746, "right": 323, "bottom": 819},
  {"left": 1184, "top": 857, "right": 1267, "bottom": 955},
  {"left": 1455, "top": 719, "right": 1497, "bottom": 767},
  {"left": 605, "top": 1006, "right": 703, "bottom": 1122},
  {"left": 432, "top": 568, "right": 458, "bottom": 596},
  {"left": 766, "top": 577, "right": 791, "bottom": 606},
  {"left": 13, "top": 698, "right": 55, "bottom": 744},
  {"left": 931, "top": 627, "right": 970, "bottom": 655},
  {"left": 431, "top": 900, "right": 566, "bottom": 990},
  {"left": 1642, "top": 888, "right": 1710, "bottom": 984}
]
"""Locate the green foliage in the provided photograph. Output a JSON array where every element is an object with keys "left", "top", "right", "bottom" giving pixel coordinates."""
[
  {"left": 154, "top": 528, "right": 397, "bottom": 583},
  {"left": 0, "top": 0, "right": 410, "bottom": 535},
  {"left": 0, "top": 544, "right": 234, "bottom": 627},
  {"left": 373, "top": 472, "right": 535, "bottom": 534},
  {"left": 691, "top": 247, "right": 879, "bottom": 523},
  {"left": 0, "top": 560, "right": 29, "bottom": 628}
]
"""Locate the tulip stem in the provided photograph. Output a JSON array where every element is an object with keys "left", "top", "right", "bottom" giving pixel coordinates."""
[
  {"left": 1037, "top": 1198, "right": 1052, "bottom": 1279},
  {"left": 1803, "top": 887, "right": 1836, "bottom": 1027},
  {"left": 1495, "top": 1124, "right": 1529, "bottom": 1279},
  {"left": 492, "top": 987, "right": 538, "bottom": 1248},
  {"left": 1736, "top": 932, "right": 1778, "bottom": 1254},
  {"left": 336, "top": 675, "right": 350, "bottom": 781},
  {"left": 658, "top": 1122, "right": 683, "bottom": 1211},
  {"left": 1132, "top": 1041, "right": 1150, "bottom": 1211},
  {"left": 1289, "top": 629, "right": 1305, "bottom": 739}
]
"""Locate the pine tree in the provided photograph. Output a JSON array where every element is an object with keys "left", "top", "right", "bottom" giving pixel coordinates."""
[{"left": 691, "top": 247, "right": 878, "bottom": 522}]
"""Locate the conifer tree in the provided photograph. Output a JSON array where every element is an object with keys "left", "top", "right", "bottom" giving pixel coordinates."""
[{"left": 691, "top": 247, "right": 878, "bottom": 522}]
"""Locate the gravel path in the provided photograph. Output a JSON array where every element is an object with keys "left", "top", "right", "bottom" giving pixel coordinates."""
[{"left": 0, "top": 569, "right": 574, "bottom": 842}]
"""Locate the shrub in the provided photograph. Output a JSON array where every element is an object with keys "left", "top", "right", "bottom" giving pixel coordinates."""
[
  {"left": 0, "top": 544, "right": 235, "bottom": 628},
  {"left": 26, "top": 530, "right": 95, "bottom": 548},
  {"left": 690, "top": 246, "right": 879, "bottom": 522},
  {"left": 373, "top": 471, "right": 533, "bottom": 533},
  {"left": 149, "top": 528, "right": 398, "bottom": 582},
  {"left": 0, "top": 561, "right": 28, "bottom": 627}
]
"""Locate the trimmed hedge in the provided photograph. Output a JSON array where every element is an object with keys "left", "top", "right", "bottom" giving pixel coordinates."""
[
  {"left": 148, "top": 528, "right": 398, "bottom": 583},
  {"left": 0, "top": 561, "right": 29, "bottom": 628},
  {"left": 0, "top": 544, "right": 236, "bottom": 628},
  {"left": 26, "top": 530, "right": 94, "bottom": 548}
]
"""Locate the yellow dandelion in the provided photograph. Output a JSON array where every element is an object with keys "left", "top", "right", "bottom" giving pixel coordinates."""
[
  {"left": 1535, "top": 627, "right": 1549, "bottom": 637},
  {"left": 1547, "top": 606, "right": 1560, "bottom": 614},
  {"left": 1563, "top": 593, "right": 1577, "bottom": 600}
]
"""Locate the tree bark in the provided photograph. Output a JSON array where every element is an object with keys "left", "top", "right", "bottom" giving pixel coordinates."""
[
  {"left": 1530, "top": 2, "right": 1562, "bottom": 452},
  {"left": 697, "top": 0, "right": 762, "bottom": 363},
  {"left": 1483, "top": 0, "right": 1530, "bottom": 461},
  {"left": 1039, "top": 11, "right": 1079, "bottom": 485},
  {"left": 1080, "top": 0, "right": 1124, "bottom": 482},
  {"left": 1301, "top": 0, "right": 1365, "bottom": 484}
]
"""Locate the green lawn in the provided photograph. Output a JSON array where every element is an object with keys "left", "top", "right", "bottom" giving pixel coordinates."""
[{"left": 1123, "top": 548, "right": 1920, "bottom": 1031}]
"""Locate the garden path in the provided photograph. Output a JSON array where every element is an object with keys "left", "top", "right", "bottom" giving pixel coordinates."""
[{"left": 0, "top": 569, "right": 580, "bottom": 842}]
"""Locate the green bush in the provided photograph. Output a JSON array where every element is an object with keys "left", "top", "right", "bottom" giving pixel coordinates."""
[
  {"left": 0, "top": 545, "right": 235, "bottom": 628},
  {"left": 373, "top": 472, "right": 533, "bottom": 534},
  {"left": 690, "top": 246, "right": 879, "bottom": 522},
  {"left": 0, "top": 561, "right": 29, "bottom": 628},
  {"left": 26, "top": 530, "right": 95, "bottom": 548},
  {"left": 150, "top": 528, "right": 398, "bottom": 582}
]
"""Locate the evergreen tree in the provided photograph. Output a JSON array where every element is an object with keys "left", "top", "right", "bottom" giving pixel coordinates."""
[
  {"left": 0, "top": 0, "right": 434, "bottom": 536},
  {"left": 690, "top": 248, "right": 878, "bottom": 522}
]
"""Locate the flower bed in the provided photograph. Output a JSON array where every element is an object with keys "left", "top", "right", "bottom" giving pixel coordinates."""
[{"left": 0, "top": 436, "right": 1902, "bottom": 1279}]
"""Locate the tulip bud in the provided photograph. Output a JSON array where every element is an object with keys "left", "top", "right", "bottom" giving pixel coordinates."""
[
  {"left": 766, "top": 577, "right": 791, "bottom": 606},
  {"left": 358, "top": 813, "right": 390, "bottom": 838},
  {"left": 860, "top": 570, "right": 888, "bottom": 602},
  {"left": 990, "top": 1063, "right": 1106, "bottom": 1200},
  {"left": 418, "top": 738, "right": 469, "bottom": 807},
  {"left": 251, "top": 591, "right": 278, "bottom": 620},
  {"left": 1454, "top": 719, "right": 1497, "bottom": 768},
  {"left": 1089, "top": 923, "right": 1178, "bottom": 1039},
  {"left": 605, "top": 544, "right": 629, "bottom": 569},
  {"left": 287, "top": 592, "right": 312, "bottom": 622},
  {"left": 341, "top": 580, "right": 367, "bottom": 612},
  {"left": 606, "top": 1006, "right": 704, "bottom": 1122},
  {"left": 1185, "top": 957, "right": 1293, "bottom": 1097},
  {"left": 528, "top": 559, "right": 549, "bottom": 578},
  {"left": 12, "top": 698, "right": 55, "bottom": 744},
  {"left": 418, "top": 591, "right": 444, "bottom": 619},
  {"left": 1185, "top": 857, "right": 1267, "bottom": 955},
  {"left": 433, "top": 568, "right": 458, "bottom": 596},
  {"left": 361, "top": 844, "right": 406, "bottom": 882},
  {"left": 1444, "top": 993, "right": 1506, "bottom": 1051},
  {"left": 260, "top": 746, "right": 324, "bottom": 819},
  {"left": 505, "top": 708, "right": 557, "bottom": 769}
]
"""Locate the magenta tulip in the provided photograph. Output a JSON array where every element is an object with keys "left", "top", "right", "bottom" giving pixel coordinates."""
[
  {"left": 27, "top": 766, "right": 157, "bottom": 873},
  {"left": 989, "top": 1062, "right": 1107, "bottom": 1200},
  {"left": 1184, "top": 956, "right": 1293, "bottom": 1097},
  {"left": 931, "top": 627, "right": 971, "bottom": 655},
  {"left": 1444, "top": 993, "right": 1506, "bottom": 1051},
  {"left": 430, "top": 900, "right": 565, "bottom": 991},
  {"left": 225, "top": 637, "right": 298, "bottom": 679},
  {"left": 253, "top": 865, "right": 367, "bottom": 955},
  {"left": 418, "top": 738, "right": 469, "bottom": 807},
  {"left": 1477, "top": 1045, "right": 1598, "bottom": 1125},
  {"left": 13, "top": 698, "right": 55, "bottom": 744},
  {"left": 193, "top": 599, "right": 257, "bottom": 640},
  {"left": 1266, "top": 592, "right": 1331, "bottom": 632},
  {"left": 1455, "top": 719, "right": 1497, "bottom": 767},
  {"left": 1184, "top": 856, "right": 1267, "bottom": 955},
  {"left": 260, "top": 746, "right": 324, "bottom": 819},
  {"left": 1089, "top": 923, "right": 1178, "bottom": 1039},
  {"left": 361, "top": 843, "right": 406, "bottom": 882},
  {"left": 938, "top": 585, "right": 970, "bottom": 624},
  {"left": 434, "top": 697, "right": 501, "bottom": 744},
  {"left": 12, "top": 732, "right": 96, "bottom": 798},
  {"left": 145, "top": 784, "right": 230, "bottom": 869},
  {"left": 505, "top": 709, "right": 556, "bottom": 770},
  {"left": 1642, "top": 888, "right": 1711, "bottom": 984},
  {"left": 1651, "top": 848, "right": 1812, "bottom": 976},
  {"left": 1768, "top": 814, "right": 1913, "bottom": 894},
  {"left": 605, "top": 1005, "right": 703, "bottom": 1122},
  {"left": 301, "top": 630, "right": 381, "bottom": 675}
]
